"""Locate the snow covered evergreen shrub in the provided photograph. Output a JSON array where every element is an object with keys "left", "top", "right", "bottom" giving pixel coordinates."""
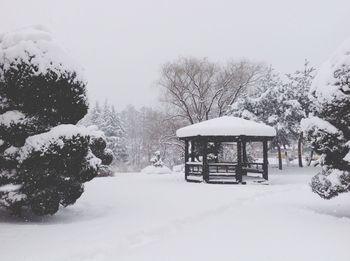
[
  {"left": 150, "top": 151, "right": 164, "bottom": 167},
  {"left": 0, "top": 26, "right": 109, "bottom": 215},
  {"left": 301, "top": 39, "right": 350, "bottom": 199},
  {"left": 141, "top": 151, "right": 172, "bottom": 174},
  {"left": 88, "top": 125, "right": 114, "bottom": 176}
]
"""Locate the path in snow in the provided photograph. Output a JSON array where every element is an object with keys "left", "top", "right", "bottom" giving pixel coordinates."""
[{"left": 0, "top": 167, "right": 349, "bottom": 261}]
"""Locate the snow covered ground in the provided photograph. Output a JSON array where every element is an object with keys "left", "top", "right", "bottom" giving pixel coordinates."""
[{"left": 0, "top": 167, "right": 349, "bottom": 261}]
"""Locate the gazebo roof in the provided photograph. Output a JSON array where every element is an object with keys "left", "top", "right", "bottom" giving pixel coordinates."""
[{"left": 176, "top": 116, "right": 276, "bottom": 138}]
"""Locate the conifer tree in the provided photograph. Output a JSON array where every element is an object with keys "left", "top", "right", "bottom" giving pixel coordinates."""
[
  {"left": 284, "top": 60, "right": 315, "bottom": 167},
  {"left": 302, "top": 40, "right": 350, "bottom": 199},
  {"left": 0, "top": 27, "right": 110, "bottom": 215},
  {"left": 228, "top": 68, "right": 290, "bottom": 170},
  {"left": 100, "top": 103, "right": 128, "bottom": 165},
  {"left": 81, "top": 101, "right": 128, "bottom": 169}
]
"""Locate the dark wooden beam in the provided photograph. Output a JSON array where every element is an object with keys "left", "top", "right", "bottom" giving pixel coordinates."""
[
  {"left": 236, "top": 139, "right": 243, "bottom": 183},
  {"left": 242, "top": 140, "right": 247, "bottom": 167},
  {"left": 185, "top": 140, "right": 189, "bottom": 181},
  {"left": 202, "top": 137, "right": 209, "bottom": 183},
  {"left": 263, "top": 140, "right": 268, "bottom": 180},
  {"left": 190, "top": 140, "right": 195, "bottom": 161}
]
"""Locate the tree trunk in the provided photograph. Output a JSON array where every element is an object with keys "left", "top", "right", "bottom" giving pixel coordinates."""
[
  {"left": 277, "top": 144, "right": 282, "bottom": 170},
  {"left": 284, "top": 150, "right": 290, "bottom": 166},
  {"left": 298, "top": 132, "right": 303, "bottom": 167},
  {"left": 284, "top": 145, "right": 290, "bottom": 166},
  {"left": 307, "top": 149, "right": 314, "bottom": 166}
]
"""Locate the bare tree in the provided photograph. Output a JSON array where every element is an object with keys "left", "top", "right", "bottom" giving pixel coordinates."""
[
  {"left": 158, "top": 57, "right": 267, "bottom": 124},
  {"left": 159, "top": 57, "right": 218, "bottom": 124},
  {"left": 215, "top": 60, "right": 267, "bottom": 116}
]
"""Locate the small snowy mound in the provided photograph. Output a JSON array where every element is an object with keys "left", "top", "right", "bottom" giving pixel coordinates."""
[{"left": 141, "top": 165, "right": 172, "bottom": 174}]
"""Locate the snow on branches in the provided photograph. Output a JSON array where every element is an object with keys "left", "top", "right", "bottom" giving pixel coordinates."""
[
  {"left": 228, "top": 62, "right": 315, "bottom": 169},
  {"left": 302, "top": 40, "right": 350, "bottom": 199},
  {"left": 0, "top": 27, "right": 109, "bottom": 216},
  {"left": 80, "top": 101, "right": 128, "bottom": 172}
]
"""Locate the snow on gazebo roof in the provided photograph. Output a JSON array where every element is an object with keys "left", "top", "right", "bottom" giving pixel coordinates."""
[{"left": 176, "top": 116, "right": 276, "bottom": 138}]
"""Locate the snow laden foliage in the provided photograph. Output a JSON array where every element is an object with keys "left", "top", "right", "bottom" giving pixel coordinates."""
[
  {"left": 228, "top": 68, "right": 291, "bottom": 146},
  {"left": 100, "top": 103, "right": 128, "bottom": 164},
  {"left": 0, "top": 27, "right": 109, "bottom": 216},
  {"left": 80, "top": 101, "right": 128, "bottom": 172},
  {"left": 228, "top": 63, "right": 315, "bottom": 168},
  {"left": 302, "top": 39, "right": 350, "bottom": 199},
  {"left": 87, "top": 125, "right": 114, "bottom": 176},
  {"left": 141, "top": 151, "right": 172, "bottom": 174},
  {"left": 150, "top": 151, "right": 164, "bottom": 167},
  {"left": 284, "top": 61, "right": 316, "bottom": 137}
]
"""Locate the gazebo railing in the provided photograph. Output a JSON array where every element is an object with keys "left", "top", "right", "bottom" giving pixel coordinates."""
[
  {"left": 185, "top": 161, "right": 266, "bottom": 183},
  {"left": 186, "top": 162, "right": 203, "bottom": 177},
  {"left": 207, "top": 162, "right": 237, "bottom": 182},
  {"left": 243, "top": 162, "right": 264, "bottom": 174},
  {"left": 185, "top": 162, "right": 239, "bottom": 182},
  {"left": 208, "top": 162, "right": 237, "bottom": 174}
]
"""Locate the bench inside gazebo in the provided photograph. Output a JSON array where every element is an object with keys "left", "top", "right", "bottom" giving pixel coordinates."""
[{"left": 176, "top": 116, "right": 276, "bottom": 184}]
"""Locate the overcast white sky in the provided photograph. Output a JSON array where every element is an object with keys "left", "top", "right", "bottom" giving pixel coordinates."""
[{"left": 1, "top": 0, "right": 350, "bottom": 109}]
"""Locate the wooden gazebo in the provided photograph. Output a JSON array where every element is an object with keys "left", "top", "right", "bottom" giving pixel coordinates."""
[{"left": 176, "top": 116, "right": 276, "bottom": 184}]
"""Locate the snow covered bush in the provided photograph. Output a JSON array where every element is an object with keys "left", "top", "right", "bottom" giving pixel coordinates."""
[
  {"left": 301, "top": 39, "right": 350, "bottom": 199},
  {"left": 141, "top": 151, "right": 172, "bottom": 174},
  {"left": 0, "top": 26, "right": 109, "bottom": 215},
  {"left": 88, "top": 125, "right": 114, "bottom": 176},
  {"left": 150, "top": 151, "right": 164, "bottom": 167}
]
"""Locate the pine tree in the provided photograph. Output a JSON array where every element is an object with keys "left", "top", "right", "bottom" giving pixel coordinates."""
[
  {"left": 90, "top": 101, "right": 103, "bottom": 127},
  {"left": 228, "top": 68, "right": 290, "bottom": 170},
  {"left": 100, "top": 104, "right": 128, "bottom": 165},
  {"left": 284, "top": 60, "right": 315, "bottom": 167},
  {"left": 0, "top": 27, "right": 110, "bottom": 215},
  {"left": 81, "top": 101, "right": 128, "bottom": 170},
  {"left": 302, "top": 40, "right": 350, "bottom": 199},
  {"left": 229, "top": 63, "right": 315, "bottom": 169}
]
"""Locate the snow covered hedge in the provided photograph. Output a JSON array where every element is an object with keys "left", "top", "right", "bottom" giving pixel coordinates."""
[
  {"left": 0, "top": 26, "right": 111, "bottom": 215},
  {"left": 301, "top": 39, "right": 350, "bottom": 199},
  {"left": 141, "top": 151, "right": 172, "bottom": 174}
]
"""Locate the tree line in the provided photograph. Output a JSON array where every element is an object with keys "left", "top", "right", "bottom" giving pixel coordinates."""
[
  {"left": 158, "top": 57, "right": 315, "bottom": 170},
  {"left": 84, "top": 57, "right": 316, "bottom": 171}
]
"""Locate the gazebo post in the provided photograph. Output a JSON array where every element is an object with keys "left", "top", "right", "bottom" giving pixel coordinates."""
[
  {"left": 242, "top": 139, "right": 248, "bottom": 170},
  {"left": 190, "top": 140, "right": 195, "bottom": 162},
  {"left": 202, "top": 137, "right": 209, "bottom": 182},
  {"left": 214, "top": 141, "right": 219, "bottom": 163},
  {"left": 236, "top": 138, "right": 243, "bottom": 183},
  {"left": 263, "top": 139, "right": 268, "bottom": 180},
  {"left": 184, "top": 139, "right": 189, "bottom": 181}
]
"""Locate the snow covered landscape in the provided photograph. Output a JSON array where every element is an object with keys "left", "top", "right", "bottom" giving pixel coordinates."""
[
  {"left": 1, "top": 1, "right": 350, "bottom": 261},
  {"left": 0, "top": 167, "right": 349, "bottom": 261}
]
